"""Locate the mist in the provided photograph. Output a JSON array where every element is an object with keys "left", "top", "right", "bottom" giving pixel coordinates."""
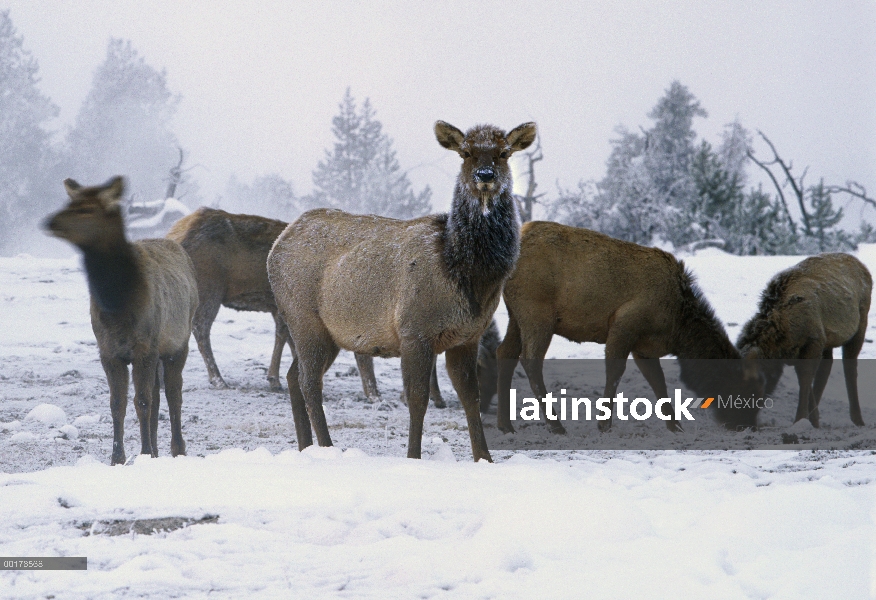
[{"left": 3, "top": 0, "right": 875, "bottom": 256}]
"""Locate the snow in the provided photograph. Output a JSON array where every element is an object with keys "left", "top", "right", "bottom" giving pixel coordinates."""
[
  {"left": 1, "top": 247, "right": 876, "bottom": 597},
  {"left": 24, "top": 403, "right": 67, "bottom": 427}
]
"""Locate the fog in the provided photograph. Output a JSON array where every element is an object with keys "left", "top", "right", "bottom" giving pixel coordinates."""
[{"left": 6, "top": 0, "right": 876, "bottom": 216}]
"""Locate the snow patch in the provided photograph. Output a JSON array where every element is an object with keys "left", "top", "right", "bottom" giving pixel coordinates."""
[
  {"left": 72, "top": 414, "right": 100, "bottom": 426},
  {"left": 24, "top": 403, "right": 67, "bottom": 427},
  {"left": 10, "top": 431, "right": 37, "bottom": 443},
  {"left": 57, "top": 424, "right": 79, "bottom": 440}
]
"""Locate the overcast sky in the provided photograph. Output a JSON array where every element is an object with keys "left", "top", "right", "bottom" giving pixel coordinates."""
[{"left": 7, "top": 0, "right": 876, "bottom": 214}]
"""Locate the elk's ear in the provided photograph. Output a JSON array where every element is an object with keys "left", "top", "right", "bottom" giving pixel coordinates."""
[
  {"left": 435, "top": 121, "right": 465, "bottom": 152},
  {"left": 506, "top": 122, "right": 537, "bottom": 153},
  {"left": 63, "top": 179, "right": 81, "bottom": 197},
  {"left": 97, "top": 176, "right": 125, "bottom": 209}
]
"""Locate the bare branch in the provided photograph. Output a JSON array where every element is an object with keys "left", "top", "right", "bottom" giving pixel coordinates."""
[
  {"left": 746, "top": 148, "right": 795, "bottom": 232},
  {"left": 825, "top": 182, "right": 876, "bottom": 210},
  {"left": 756, "top": 130, "right": 810, "bottom": 234}
]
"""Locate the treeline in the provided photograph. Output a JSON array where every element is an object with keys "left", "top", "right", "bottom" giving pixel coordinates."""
[
  {"left": 546, "top": 81, "right": 875, "bottom": 255},
  {"left": 0, "top": 12, "right": 431, "bottom": 254},
  {"left": 2, "top": 9, "right": 871, "bottom": 256}
]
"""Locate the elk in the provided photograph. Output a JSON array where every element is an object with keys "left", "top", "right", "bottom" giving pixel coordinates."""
[
  {"left": 166, "top": 207, "right": 496, "bottom": 404},
  {"left": 166, "top": 208, "right": 302, "bottom": 392},
  {"left": 497, "top": 221, "right": 762, "bottom": 434},
  {"left": 44, "top": 177, "right": 199, "bottom": 465},
  {"left": 268, "top": 121, "right": 536, "bottom": 461},
  {"left": 734, "top": 253, "right": 872, "bottom": 427}
]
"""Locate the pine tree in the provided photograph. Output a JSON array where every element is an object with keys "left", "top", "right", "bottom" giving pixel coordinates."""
[
  {"left": 0, "top": 10, "right": 59, "bottom": 253},
  {"left": 65, "top": 39, "right": 182, "bottom": 205},
  {"left": 309, "top": 89, "right": 431, "bottom": 219},
  {"left": 690, "top": 140, "right": 745, "bottom": 239},
  {"left": 804, "top": 180, "right": 853, "bottom": 252},
  {"left": 643, "top": 81, "right": 708, "bottom": 246}
]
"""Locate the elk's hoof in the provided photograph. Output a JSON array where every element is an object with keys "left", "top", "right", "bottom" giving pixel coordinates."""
[
  {"left": 432, "top": 397, "right": 446, "bottom": 409},
  {"left": 853, "top": 416, "right": 865, "bottom": 427},
  {"left": 110, "top": 452, "right": 126, "bottom": 466},
  {"left": 597, "top": 420, "right": 612, "bottom": 433},
  {"left": 209, "top": 378, "right": 229, "bottom": 389},
  {"left": 268, "top": 377, "right": 283, "bottom": 392},
  {"left": 497, "top": 423, "right": 516, "bottom": 434},
  {"left": 666, "top": 421, "right": 684, "bottom": 433}
]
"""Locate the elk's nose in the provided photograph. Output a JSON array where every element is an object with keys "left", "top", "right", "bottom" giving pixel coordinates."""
[{"left": 475, "top": 168, "right": 495, "bottom": 183}]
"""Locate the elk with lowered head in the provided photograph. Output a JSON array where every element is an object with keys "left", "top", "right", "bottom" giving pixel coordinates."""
[
  {"left": 497, "top": 221, "right": 763, "bottom": 434},
  {"left": 733, "top": 253, "right": 872, "bottom": 428}
]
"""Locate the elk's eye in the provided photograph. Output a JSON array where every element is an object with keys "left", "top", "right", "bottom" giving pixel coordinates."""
[
  {"left": 462, "top": 151, "right": 471, "bottom": 159},
  {"left": 499, "top": 151, "right": 508, "bottom": 159}
]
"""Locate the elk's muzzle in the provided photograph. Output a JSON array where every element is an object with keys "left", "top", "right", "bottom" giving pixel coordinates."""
[{"left": 475, "top": 168, "right": 495, "bottom": 183}]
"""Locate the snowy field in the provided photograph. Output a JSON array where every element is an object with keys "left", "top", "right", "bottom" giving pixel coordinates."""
[{"left": 2, "top": 247, "right": 876, "bottom": 598}]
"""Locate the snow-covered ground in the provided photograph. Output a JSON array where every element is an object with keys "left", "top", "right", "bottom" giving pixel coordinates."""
[{"left": 2, "top": 247, "right": 876, "bottom": 598}]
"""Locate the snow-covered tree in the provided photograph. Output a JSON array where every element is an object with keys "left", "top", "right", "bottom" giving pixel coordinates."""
[
  {"left": 65, "top": 39, "right": 183, "bottom": 204},
  {"left": 309, "top": 89, "right": 431, "bottom": 219},
  {"left": 0, "top": 10, "right": 60, "bottom": 253}
]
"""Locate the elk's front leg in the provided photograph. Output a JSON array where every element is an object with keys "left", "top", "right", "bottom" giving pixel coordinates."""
[
  {"left": 400, "top": 340, "right": 434, "bottom": 459},
  {"left": 132, "top": 354, "right": 160, "bottom": 457},
  {"left": 163, "top": 346, "right": 189, "bottom": 457},
  {"left": 101, "top": 355, "right": 129, "bottom": 465},
  {"left": 446, "top": 342, "right": 492, "bottom": 462}
]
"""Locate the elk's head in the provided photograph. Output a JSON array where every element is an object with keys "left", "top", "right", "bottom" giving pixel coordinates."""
[
  {"left": 44, "top": 177, "right": 126, "bottom": 249},
  {"left": 435, "top": 121, "right": 537, "bottom": 214}
]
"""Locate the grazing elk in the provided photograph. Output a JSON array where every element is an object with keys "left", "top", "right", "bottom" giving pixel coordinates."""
[
  {"left": 166, "top": 207, "right": 491, "bottom": 404},
  {"left": 268, "top": 121, "right": 536, "bottom": 461},
  {"left": 497, "top": 221, "right": 762, "bottom": 434},
  {"left": 734, "top": 253, "right": 872, "bottom": 427},
  {"left": 44, "top": 177, "right": 199, "bottom": 465}
]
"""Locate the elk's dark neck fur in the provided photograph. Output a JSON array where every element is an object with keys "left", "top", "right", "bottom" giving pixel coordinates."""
[
  {"left": 440, "top": 184, "right": 519, "bottom": 317},
  {"left": 673, "top": 267, "right": 742, "bottom": 395},
  {"left": 81, "top": 240, "right": 141, "bottom": 313}
]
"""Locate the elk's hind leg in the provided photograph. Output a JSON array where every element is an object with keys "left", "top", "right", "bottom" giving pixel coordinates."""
[
  {"left": 292, "top": 323, "right": 340, "bottom": 448},
  {"left": 514, "top": 316, "right": 562, "bottom": 434},
  {"left": 268, "top": 312, "right": 290, "bottom": 392},
  {"left": 102, "top": 356, "right": 129, "bottom": 465},
  {"left": 355, "top": 353, "right": 380, "bottom": 401},
  {"left": 446, "top": 341, "right": 491, "bottom": 462},
  {"left": 843, "top": 321, "right": 867, "bottom": 426},
  {"left": 809, "top": 348, "right": 834, "bottom": 428},
  {"left": 496, "top": 314, "right": 523, "bottom": 434},
  {"left": 192, "top": 292, "right": 226, "bottom": 388},
  {"left": 792, "top": 342, "right": 823, "bottom": 426},
  {"left": 162, "top": 345, "right": 189, "bottom": 457}
]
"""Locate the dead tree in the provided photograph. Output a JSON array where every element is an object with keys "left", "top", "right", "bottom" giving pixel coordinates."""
[{"left": 514, "top": 133, "right": 544, "bottom": 222}]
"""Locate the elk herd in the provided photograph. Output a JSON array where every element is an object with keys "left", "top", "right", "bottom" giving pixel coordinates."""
[{"left": 42, "top": 121, "right": 873, "bottom": 464}]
